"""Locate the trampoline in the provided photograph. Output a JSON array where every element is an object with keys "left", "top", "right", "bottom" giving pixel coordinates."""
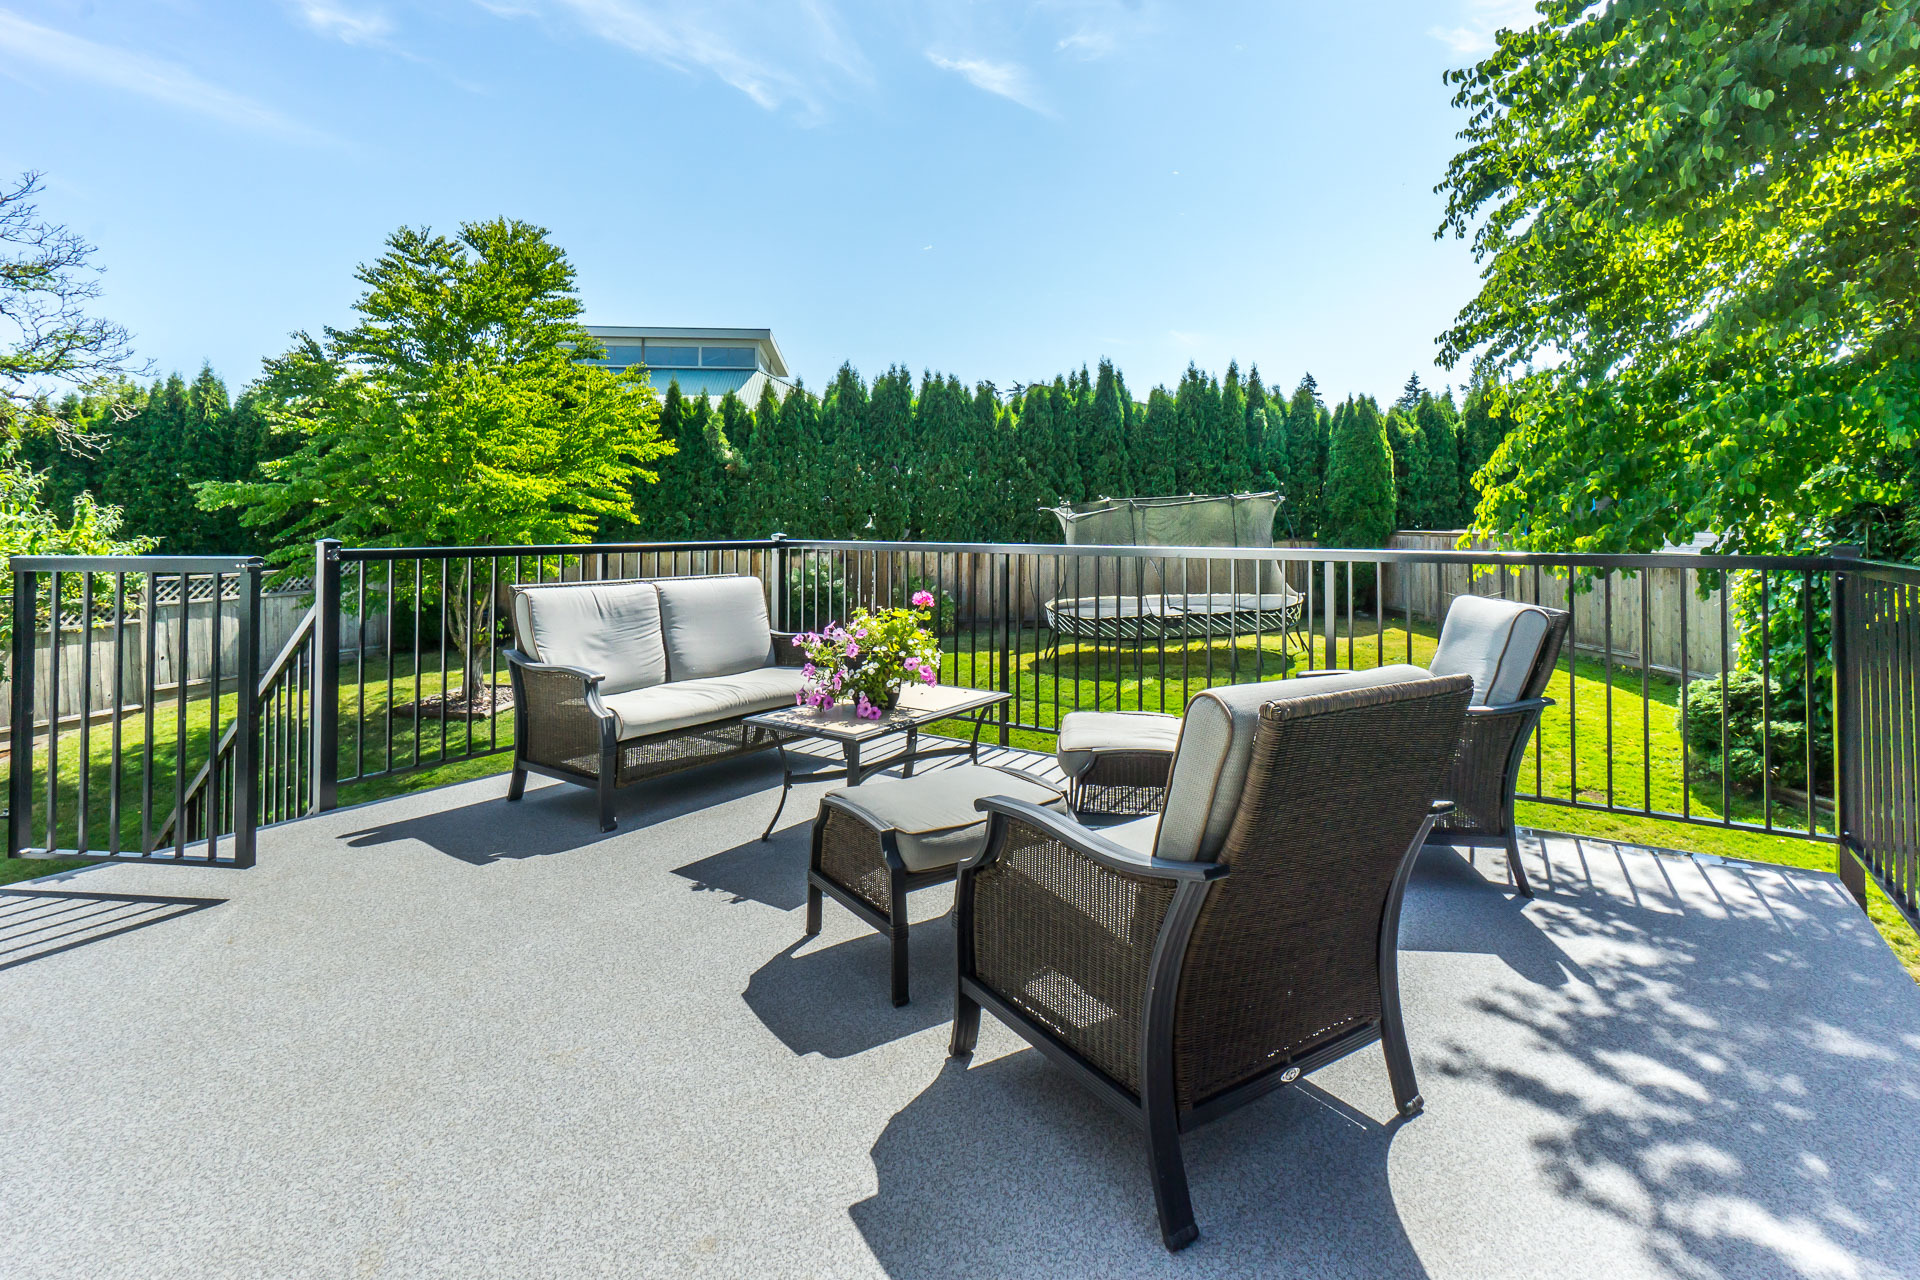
[{"left": 1040, "top": 493, "right": 1306, "bottom": 658}]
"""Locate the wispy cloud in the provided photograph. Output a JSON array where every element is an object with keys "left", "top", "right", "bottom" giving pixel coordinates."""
[
  {"left": 926, "top": 52, "right": 1049, "bottom": 114},
  {"left": 1043, "top": 0, "right": 1156, "bottom": 61},
  {"left": 294, "top": 1, "right": 393, "bottom": 46},
  {"left": 1429, "top": 0, "right": 1538, "bottom": 57},
  {"left": 0, "top": 9, "right": 328, "bottom": 142},
  {"left": 476, "top": 0, "right": 869, "bottom": 122}
]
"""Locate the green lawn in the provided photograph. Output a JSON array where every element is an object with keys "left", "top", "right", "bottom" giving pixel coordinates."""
[{"left": 8, "top": 624, "right": 1916, "bottom": 981}]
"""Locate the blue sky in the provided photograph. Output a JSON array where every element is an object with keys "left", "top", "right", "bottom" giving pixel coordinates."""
[{"left": 2, "top": 0, "right": 1534, "bottom": 403}]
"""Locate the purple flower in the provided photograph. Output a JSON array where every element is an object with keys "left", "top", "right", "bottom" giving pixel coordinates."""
[
  {"left": 844, "top": 641, "right": 860, "bottom": 659},
  {"left": 912, "top": 590, "right": 935, "bottom": 608}
]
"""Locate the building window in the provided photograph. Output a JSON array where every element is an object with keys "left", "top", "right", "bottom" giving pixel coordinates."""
[
  {"left": 701, "top": 346, "right": 757, "bottom": 368},
  {"left": 643, "top": 343, "right": 699, "bottom": 367},
  {"left": 602, "top": 345, "right": 645, "bottom": 366}
]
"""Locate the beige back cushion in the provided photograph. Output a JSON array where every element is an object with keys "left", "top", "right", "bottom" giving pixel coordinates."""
[
  {"left": 1429, "top": 596, "right": 1553, "bottom": 706},
  {"left": 512, "top": 580, "right": 667, "bottom": 695},
  {"left": 655, "top": 576, "right": 774, "bottom": 681},
  {"left": 1153, "top": 665, "right": 1432, "bottom": 862}
]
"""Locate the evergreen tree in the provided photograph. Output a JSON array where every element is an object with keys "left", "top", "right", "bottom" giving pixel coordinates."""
[
  {"left": 1244, "top": 365, "right": 1274, "bottom": 489},
  {"left": 864, "top": 365, "right": 914, "bottom": 540},
  {"left": 815, "top": 363, "right": 869, "bottom": 536},
  {"left": 1284, "top": 377, "right": 1326, "bottom": 537},
  {"left": 1396, "top": 372, "right": 1425, "bottom": 413},
  {"left": 1135, "top": 386, "right": 1178, "bottom": 496},
  {"left": 1081, "top": 360, "right": 1129, "bottom": 498},
  {"left": 1415, "top": 391, "right": 1463, "bottom": 529},
  {"left": 1324, "top": 395, "right": 1397, "bottom": 556},
  {"left": 1457, "top": 377, "right": 1513, "bottom": 520},
  {"left": 1045, "top": 375, "right": 1082, "bottom": 502},
  {"left": 1218, "top": 361, "right": 1255, "bottom": 492},
  {"left": 1386, "top": 405, "right": 1428, "bottom": 531},
  {"left": 717, "top": 389, "right": 757, "bottom": 537},
  {"left": 632, "top": 382, "right": 726, "bottom": 539},
  {"left": 773, "top": 381, "right": 820, "bottom": 535},
  {"left": 912, "top": 372, "right": 969, "bottom": 539}
]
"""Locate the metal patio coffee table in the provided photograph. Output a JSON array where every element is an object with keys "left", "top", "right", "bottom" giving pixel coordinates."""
[{"left": 747, "top": 683, "right": 1012, "bottom": 840}]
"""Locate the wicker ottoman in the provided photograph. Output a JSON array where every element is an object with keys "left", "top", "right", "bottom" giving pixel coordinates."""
[
  {"left": 1055, "top": 710, "right": 1183, "bottom": 816},
  {"left": 806, "top": 764, "right": 1069, "bottom": 1006}
]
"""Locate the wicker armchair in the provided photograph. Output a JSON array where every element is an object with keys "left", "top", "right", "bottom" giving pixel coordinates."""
[
  {"left": 1298, "top": 596, "right": 1570, "bottom": 895},
  {"left": 1422, "top": 597, "right": 1570, "bottom": 897},
  {"left": 949, "top": 669, "right": 1474, "bottom": 1251}
]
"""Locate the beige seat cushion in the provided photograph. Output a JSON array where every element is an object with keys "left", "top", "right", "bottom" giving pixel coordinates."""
[
  {"left": 1101, "top": 815, "right": 1160, "bottom": 860},
  {"left": 822, "top": 765, "right": 1069, "bottom": 873},
  {"left": 656, "top": 576, "right": 776, "bottom": 681},
  {"left": 600, "top": 667, "right": 805, "bottom": 740},
  {"left": 1154, "top": 666, "right": 1432, "bottom": 862},
  {"left": 1056, "top": 710, "right": 1183, "bottom": 779},
  {"left": 1430, "top": 596, "right": 1555, "bottom": 706},
  {"left": 512, "top": 580, "right": 667, "bottom": 695}
]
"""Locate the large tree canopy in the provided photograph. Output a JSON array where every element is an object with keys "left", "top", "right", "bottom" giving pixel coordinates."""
[
  {"left": 200, "top": 218, "right": 667, "bottom": 559},
  {"left": 1439, "top": 1, "right": 1920, "bottom": 557}
]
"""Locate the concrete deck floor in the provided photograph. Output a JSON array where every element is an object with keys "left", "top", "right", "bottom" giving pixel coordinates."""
[{"left": 3, "top": 744, "right": 1919, "bottom": 1280}]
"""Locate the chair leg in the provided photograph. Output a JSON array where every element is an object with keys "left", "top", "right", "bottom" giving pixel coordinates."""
[
  {"left": 1145, "top": 1089, "right": 1198, "bottom": 1251},
  {"left": 1504, "top": 828, "right": 1533, "bottom": 897},
  {"left": 507, "top": 763, "right": 526, "bottom": 801},
  {"left": 1380, "top": 998, "right": 1424, "bottom": 1118},
  {"left": 950, "top": 989, "right": 980, "bottom": 1056},
  {"left": 597, "top": 773, "right": 617, "bottom": 833},
  {"left": 804, "top": 883, "right": 822, "bottom": 937},
  {"left": 889, "top": 879, "right": 911, "bottom": 1006}
]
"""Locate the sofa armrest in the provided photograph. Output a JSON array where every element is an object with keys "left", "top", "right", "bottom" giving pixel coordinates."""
[
  {"left": 503, "top": 648, "right": 616, "bottom": 770},
  {"left": 770, "top": 631, "right": 808, "bottom": 668}
]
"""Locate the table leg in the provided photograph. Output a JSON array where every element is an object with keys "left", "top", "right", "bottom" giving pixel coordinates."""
[
  {"left": 968, "top": 711, "right": 987, "bottom": 762},
  {"left": 846, "top": 739, "right": 864, "bottom": 786},
  {"left": 761, "top": 740, "right": 793, "bottom": 842},
  {"left": 902, "top": 726, "right": 919, "bottom": 778}
]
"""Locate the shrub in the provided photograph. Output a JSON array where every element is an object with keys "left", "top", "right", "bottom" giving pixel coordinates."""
[{"left": 1683, "top": 669, "right": 1826, "bottom": 793}]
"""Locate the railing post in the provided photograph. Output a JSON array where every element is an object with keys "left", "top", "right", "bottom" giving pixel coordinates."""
[
  {"left": 998, "top": 553, "right": 1012, "bottom": 747},
  {"left": 1828, "top": 546, "right": 1866, "bottom": 910},
  {"left": 770, "top": 532, "right": 789, "bottom": 631},
  {"left": 1323, "top": 559, "right": 1337, "bottom": 670},
  {"left": 7, "top": 566, "right": 36, "bottom": 859},
  {"left": 313, "top": 539, "right": 342, "bottom": 814},
  {"left": 233, "top": 559, "right": 263, "bottom": 867}
]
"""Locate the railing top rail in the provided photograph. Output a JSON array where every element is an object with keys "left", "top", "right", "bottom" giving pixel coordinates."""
[
  {"left": 775, "top": 537, "right": 1846, "bottom": 572},
  {"left": 1852, "top": 558, "right": 1920, "bottom": 586},
  {"left": 10, "top": 554, "right": 264, "bottom": 573},
  {"left": 337, "top": 539, "right": 779, "bottom": 562}
]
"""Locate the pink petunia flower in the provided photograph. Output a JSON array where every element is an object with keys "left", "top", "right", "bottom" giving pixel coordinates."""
[{"left": 912, "top": 590, "right": 935, "bottom": 608}]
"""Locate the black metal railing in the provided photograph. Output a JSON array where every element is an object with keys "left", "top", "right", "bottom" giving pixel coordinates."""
[
  {"left": 6, "top": 536, "right": 1915, "bottom": 935},
  {"left": 1836, "top": 557, "right": 1920, "bottom": 925},
  {"left": 6, "top": 555, "right": 261, "bottom": 866}
]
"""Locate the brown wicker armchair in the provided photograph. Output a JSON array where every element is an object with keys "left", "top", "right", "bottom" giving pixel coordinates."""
[
  {"left": 1298, "top": 595, "right": 1570, "bottom": 895},
  {"left": 949, "top": 669, "right": 1474, "bottom": 1251},
  {"left": 1422, "top": 597, "right": 1570, "bottom": 897}
]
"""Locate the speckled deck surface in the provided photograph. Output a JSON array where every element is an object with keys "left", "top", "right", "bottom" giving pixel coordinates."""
[{"left": 4, "top": 746, "right": 1918, "bottom": 1280}]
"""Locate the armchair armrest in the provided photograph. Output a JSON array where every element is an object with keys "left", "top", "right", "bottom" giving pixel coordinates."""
[
  {"left": 1466, "top": 697, "right": 1552, "bottom": 719},
  {"left": 970, "top": 795, "right": 1228, "bottom": 884}
]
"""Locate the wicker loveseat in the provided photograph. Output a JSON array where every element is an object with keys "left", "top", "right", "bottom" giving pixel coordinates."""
[{"left": 503, "top": 575, "right": 804, "bottom": 831}]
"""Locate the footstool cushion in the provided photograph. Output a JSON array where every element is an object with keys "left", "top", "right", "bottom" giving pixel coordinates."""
[
  {"left": 822, "top": 764, "right": 1069, "bottom": 872},
  {"left": 1056, "top": 711, "right": 1183, "bottom": 779}
]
